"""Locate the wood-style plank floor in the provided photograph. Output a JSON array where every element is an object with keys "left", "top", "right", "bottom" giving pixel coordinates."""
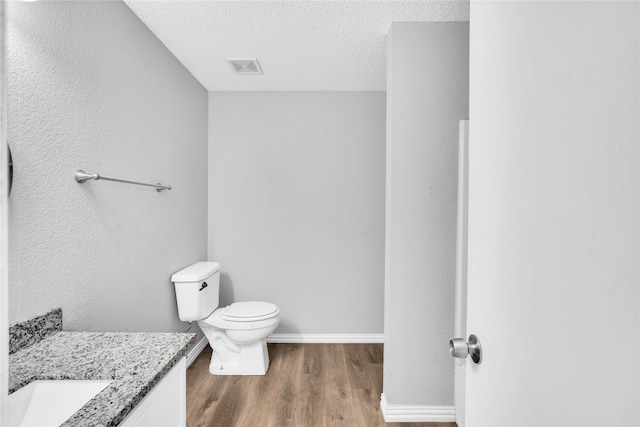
[{"left": 187, "top": 343, "right": 456, "bottom": 427}]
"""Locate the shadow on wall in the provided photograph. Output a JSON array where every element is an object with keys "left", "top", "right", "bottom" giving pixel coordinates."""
[{"left": 219, "top": 273, "right": 235, "bottom": 307}]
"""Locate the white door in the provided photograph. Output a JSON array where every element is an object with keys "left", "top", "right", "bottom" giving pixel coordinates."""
[{"left": 464, "top": 2, "right": 639, "bottom": 426}]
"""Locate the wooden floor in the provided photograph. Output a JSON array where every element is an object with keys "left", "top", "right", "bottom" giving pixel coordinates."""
[{"left": 187, "top": 343, "right": 456, "bottom": 427}]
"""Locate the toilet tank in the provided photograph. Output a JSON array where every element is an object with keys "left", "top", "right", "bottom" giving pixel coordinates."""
[{"left": 171, "top": 261, "right": 221, "bottom": 322}]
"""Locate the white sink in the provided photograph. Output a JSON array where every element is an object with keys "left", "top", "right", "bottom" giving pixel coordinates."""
[{"left": 8, "top": 380, "right": 112, "bottom": 427}]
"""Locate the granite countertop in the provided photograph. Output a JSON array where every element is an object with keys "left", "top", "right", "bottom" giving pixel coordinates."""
[{"left": 9, "top": 331, "right": 196, "bottom": 427}]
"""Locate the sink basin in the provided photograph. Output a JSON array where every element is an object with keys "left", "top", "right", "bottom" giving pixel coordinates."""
[{"left": 8, "top": 380, "right": 112, "bottom": 426}]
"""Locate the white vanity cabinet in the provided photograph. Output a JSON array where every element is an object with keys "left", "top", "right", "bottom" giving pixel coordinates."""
[{"left": 120, "top": 357, "right": 186, "bottom": 426}]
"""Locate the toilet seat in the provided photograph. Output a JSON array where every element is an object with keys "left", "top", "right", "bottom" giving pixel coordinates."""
[
  {"left": 201, "top": 302, "right": 280, "bottom": 331},
  {"left": 222, "top": 301, "right": 279, "bottom": 322}
]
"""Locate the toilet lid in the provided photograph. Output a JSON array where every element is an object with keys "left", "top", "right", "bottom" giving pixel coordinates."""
[{"left": 222, "top": 301, "right": 279, "bottom": 322}]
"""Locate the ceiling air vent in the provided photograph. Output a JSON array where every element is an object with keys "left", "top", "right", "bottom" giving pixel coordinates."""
[{"left": 227, "top": 58, "right": 263, "bottom": 74}]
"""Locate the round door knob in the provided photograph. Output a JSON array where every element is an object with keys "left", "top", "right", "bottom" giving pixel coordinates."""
[
  {"left": 449, "top": 338, "right": 469, "bottom": 358},
  {"left": 449, "top": 334, "right": 482, "bottom": 364}
]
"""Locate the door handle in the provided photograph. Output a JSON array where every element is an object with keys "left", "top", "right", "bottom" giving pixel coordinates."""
[{"left": 449, "top": 334, "right": 482, "bottom": 364}]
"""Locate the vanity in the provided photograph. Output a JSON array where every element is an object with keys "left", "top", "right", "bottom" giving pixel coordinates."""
[{"left": 9, "top": 309, "right": 195, "bottom": 426}]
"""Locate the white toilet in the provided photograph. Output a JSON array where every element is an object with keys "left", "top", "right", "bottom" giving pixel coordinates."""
[{"left": 171, "top": 261, "right": 280, "bottom": 375}]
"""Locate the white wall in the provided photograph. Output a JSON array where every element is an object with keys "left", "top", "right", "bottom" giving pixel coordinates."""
[
  {"left": 466, "top": 1, "right": 639, "bottom": 425},
  {"left": 0, "top": 2, "right": 8, "bottom": 422},
  {"left": 208, "top": 92, "right": 385, "bottom": 334},
  {"left": 7, "top": 1, "right": 208, "bottom": 333},
  {"left": 384, "top": 22, "right": 469, "bottom": 410}
]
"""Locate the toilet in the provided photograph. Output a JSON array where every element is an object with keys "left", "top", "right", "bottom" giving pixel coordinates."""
[{"left": 171, "top": 261, "right": 280, "bottom": 375}]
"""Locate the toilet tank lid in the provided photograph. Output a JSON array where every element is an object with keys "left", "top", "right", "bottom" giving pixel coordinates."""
[{"left": 171, "top": 261, "right": 220, "bottom": 282}]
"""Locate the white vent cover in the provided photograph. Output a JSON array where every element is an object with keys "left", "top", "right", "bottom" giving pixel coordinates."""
[{"left": 227, "top": 58, "right": 263, "bottom": 74}]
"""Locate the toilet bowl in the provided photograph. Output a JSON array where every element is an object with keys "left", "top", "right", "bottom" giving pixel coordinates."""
[
  {"left": 171, "top": 262, "right": 280, "bottom": 376},
  {"left": 199, "top": 302, "right": 279, "bottom": 375}
]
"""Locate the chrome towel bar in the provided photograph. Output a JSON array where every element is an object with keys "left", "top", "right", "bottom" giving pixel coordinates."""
[{"left": 74, "top": 170, "right": 172, "bottom": 192}]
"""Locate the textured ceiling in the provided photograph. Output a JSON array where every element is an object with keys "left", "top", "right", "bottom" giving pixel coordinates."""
[{"left": 123, "top": 1, "right": 469, "bottom": 91}]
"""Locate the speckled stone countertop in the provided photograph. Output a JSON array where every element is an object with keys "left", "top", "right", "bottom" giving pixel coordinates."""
[
  {"left": 9, "top": 331, "right": 196, "bottom": 426},
  {"left": 9, "top": 308, "right": 62, "bottom": 355}
]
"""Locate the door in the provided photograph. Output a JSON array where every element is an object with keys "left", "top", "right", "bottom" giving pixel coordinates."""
[{"left": 465, "top": 2, "right": 639, "bottom": 426}]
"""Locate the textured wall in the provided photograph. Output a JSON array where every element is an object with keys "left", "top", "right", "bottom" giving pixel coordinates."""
[
  {"left": 7, "top": 1, "right": 208, "bottom": 333},
  {"left": 384, "top": 23, "right": 469, "bottom": 407},
  {"left": 209, "top": 92, "right": 385, "bottom": 334}
]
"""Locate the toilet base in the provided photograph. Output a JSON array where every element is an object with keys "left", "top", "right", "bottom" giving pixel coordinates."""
[
  {"left": 197, "top": 311, "right": 278, "bottom": 376},
  {"left": 208, "top": 340, "right": 270, "bottom": 376}
]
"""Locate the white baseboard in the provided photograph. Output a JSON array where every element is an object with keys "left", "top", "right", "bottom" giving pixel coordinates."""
[
  {"left": 267, "top": 333, "right": 384, "bottom": 343},
  {"left": 186, "top": 336, "right": 208, "bottom": 367},
  {"left": 379, "top": 393, "right": 455, "bottom": 423}
]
